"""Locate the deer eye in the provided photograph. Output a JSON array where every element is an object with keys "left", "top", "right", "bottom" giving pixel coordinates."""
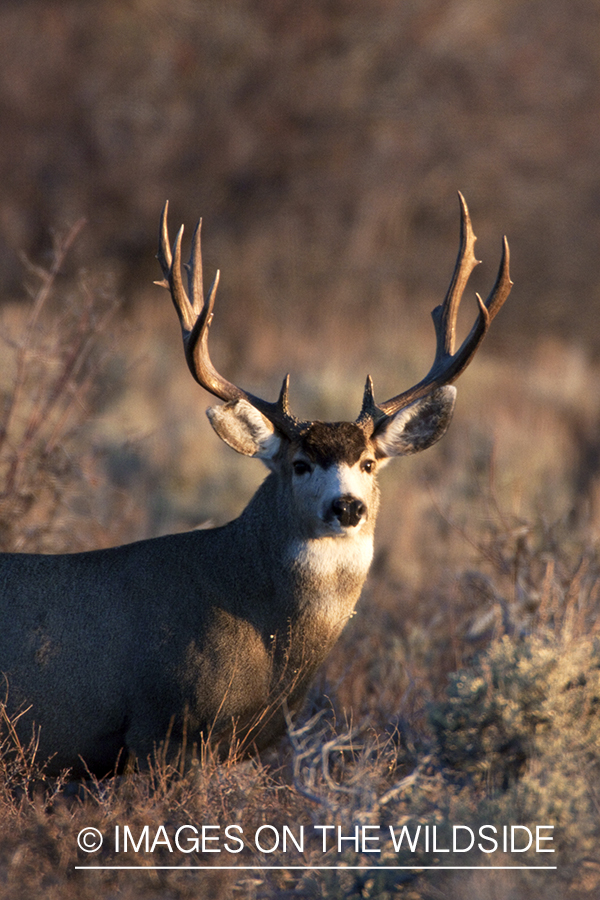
[
  {"left": 293, "top": 460, "right": 312, "bottom": 476},
  {"left": 361, "top": 459, "right": 376, "bottom": 474}
]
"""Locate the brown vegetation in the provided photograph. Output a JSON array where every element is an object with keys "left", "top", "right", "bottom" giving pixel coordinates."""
[
  {"left": 1, "top": 1, "right": 600, "bottom": 897},
  {"left": 0, "top": 0, "right": 599, "bottom": 354}
]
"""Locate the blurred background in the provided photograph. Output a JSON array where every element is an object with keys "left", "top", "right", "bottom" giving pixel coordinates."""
[
  {"left": 2, "top": 8, "right": 600, "bottom": 891},
  {"left": 0, "top": 0, "right": 599, "bottom": 587},
  {"left": 1, "top": 0, "right": 598, "bottom": 347}
]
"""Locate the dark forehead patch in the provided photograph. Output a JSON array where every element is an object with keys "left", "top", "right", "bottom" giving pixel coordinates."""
[{"left": 299, "top": 422, "right": 369, "bottom": 467}]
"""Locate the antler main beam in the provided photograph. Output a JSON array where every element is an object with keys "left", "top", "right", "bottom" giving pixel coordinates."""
[
  {"left": 155, "top": 201, "right": 306, "bottom": 440},
  {"left": 360, "top": 192, "right": 512, "bottom": 424}
]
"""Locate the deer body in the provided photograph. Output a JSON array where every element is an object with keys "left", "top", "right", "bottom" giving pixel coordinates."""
[
  {"left": 1, "top": 419, "right": 384, "bottom": 775},
  {"left": 0, "top": 489, "right": 365, "bottom": 775},
  {"left": 0, "top": 196, "right": 511, "bottom": 776}
]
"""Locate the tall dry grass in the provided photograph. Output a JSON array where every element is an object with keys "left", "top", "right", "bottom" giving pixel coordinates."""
[{"left": 0, "top": 221, "right": 149, "bottom": 554}]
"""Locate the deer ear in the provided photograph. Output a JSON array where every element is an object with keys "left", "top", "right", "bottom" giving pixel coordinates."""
[
  {"left": 206, "top": 399, "right": 283, "bottom": 460},
  {"left": 372, "top": 386, "right": 457, "bottom": 458}
]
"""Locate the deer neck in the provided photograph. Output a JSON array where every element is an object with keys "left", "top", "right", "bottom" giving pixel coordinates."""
[{"left": 238, "top": 472, "right": 375, "bottom": 621}]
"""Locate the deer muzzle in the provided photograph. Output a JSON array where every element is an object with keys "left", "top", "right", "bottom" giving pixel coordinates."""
[{"left": 328, "top": 495, "right": 367, "bottom": 528}]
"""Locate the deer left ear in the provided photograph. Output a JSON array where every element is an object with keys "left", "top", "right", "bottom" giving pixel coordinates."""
[{"left": 372, "top": 386, "right": 457, "bottom": 458}]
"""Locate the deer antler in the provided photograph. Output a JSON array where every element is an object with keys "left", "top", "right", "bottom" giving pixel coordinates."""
[
  {"left": 358, "top": 192, "right": 512, "bottom": 426},
  {"left": 158, "top": 196, "right": 511, "bottom": 439},
  {"left": 156, "top": 201, "right": 306, "bottom": 440}
]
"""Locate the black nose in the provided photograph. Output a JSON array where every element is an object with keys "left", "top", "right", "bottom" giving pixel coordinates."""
[{"left": 330, "top": 495, "right": 367, "bottom": 528}]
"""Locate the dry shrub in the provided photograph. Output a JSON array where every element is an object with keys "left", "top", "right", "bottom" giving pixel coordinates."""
[
  {"left": 0, "top": 222, "right": 143, "bottom": 554},
  {"left": 427, "top": 627, "right": 600, "bottom": 891},
  {"left": 0, "top": 702, "right": 44, "bottom": 806}
]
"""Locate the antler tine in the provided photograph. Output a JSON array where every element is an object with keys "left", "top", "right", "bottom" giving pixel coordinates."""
[
  {"left": 369, "top": 194, "right": 512, "bottom": 420},
  {"left": 434, "top": 191, "right": 480, "bottom": 360},
  {"left": 185, "top": 216, "right": 205, "bottom": 318},
  {"left": 155, "top": 199, "right": 172, "bottom": 279},
  {"left": 156, "top": 201, "right": 196, "bottom": 334},
  {"left": 156, "top": 203, "right": 306, "bottom": 439}
]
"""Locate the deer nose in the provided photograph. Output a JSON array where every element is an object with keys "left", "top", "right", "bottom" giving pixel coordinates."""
[{"left": 330, "top": 495, "right": 367, "bottom": 528}]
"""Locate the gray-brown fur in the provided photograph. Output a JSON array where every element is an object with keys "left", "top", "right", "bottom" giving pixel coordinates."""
[{"left": 0, "top": 485, "right": 313, "bottom": 773}]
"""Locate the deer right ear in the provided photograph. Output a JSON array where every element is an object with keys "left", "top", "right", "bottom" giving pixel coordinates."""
[{"left": 206, "top": 399, "right": 283, "bottom": 461}]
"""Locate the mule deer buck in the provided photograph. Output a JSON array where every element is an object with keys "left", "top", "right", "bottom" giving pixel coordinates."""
[{"left": 0, "top": 195, "right": 511, "bottom": 776}]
